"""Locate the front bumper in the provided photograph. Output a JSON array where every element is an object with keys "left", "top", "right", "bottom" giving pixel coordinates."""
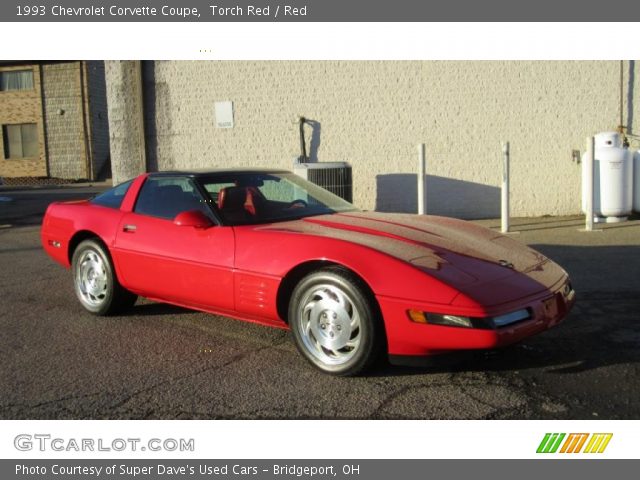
[{"left": 378, "top": 277, "right": 575, "bottom": 357}]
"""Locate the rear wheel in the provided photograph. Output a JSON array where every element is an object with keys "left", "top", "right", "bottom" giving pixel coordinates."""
[
  {"left": 289, "top": 268, "right": 383, "bottom": 376},
  {"left": 72, "top": 239, "right": 137, "bottom": 315}
]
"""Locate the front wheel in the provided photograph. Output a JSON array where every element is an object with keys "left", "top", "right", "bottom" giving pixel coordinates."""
[
  {"left": 72, "top": 239, "right": 137, "bottom": 316},
  {"left": 289, "top": 268, "right": 384, "bottom": 376}
]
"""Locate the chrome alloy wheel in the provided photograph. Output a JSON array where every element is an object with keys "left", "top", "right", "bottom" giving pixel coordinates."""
[
  {"left": 296, "top": 283, "right": 362, "bottom": 366},
  {"left": 75, "top": 249, "right": 108, "bottom": 308}
]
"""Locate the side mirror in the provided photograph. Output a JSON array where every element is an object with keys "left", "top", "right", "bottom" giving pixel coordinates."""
[{"left": 174, "top": 210, "right": 213, "bottom": 229}]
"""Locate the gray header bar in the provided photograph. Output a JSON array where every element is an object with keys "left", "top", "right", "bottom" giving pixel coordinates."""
[
  {"left": 3, "top": 459, "right": 639, "bottom": 480},
  {"left": 1, "top": 0, "right": 640, "bottom": 22}
]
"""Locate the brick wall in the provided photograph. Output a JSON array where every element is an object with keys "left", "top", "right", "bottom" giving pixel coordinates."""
[
  {"left": 0, "top": 64, "right": 47, "bottom": 178},
  {"left": 109, "top": 61, "right": 640, "bottom": 218},
  {"left": 42, "top": 62, "right": 88, "bottom": 179}
]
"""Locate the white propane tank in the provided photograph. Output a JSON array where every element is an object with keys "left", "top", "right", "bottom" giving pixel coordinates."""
[
  {"left": 634, "top": 150, "right": 640, "bottom": 212},
  {"left": 581, "top": 132, "right": 633, "bottom": 222}
]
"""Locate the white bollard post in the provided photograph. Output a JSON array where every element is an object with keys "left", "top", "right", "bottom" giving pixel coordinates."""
[
  {"left": 501, "top": 142, "right": 510, "bottom": 233},
  {"left": 418, "top": 143, "right": 426, "bottom": 215},
  {"left": 585, "top": 136, "right": 595, "bottom": 232}
]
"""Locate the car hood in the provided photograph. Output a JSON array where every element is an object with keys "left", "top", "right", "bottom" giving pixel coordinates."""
[{"left": 257, "top": 212, "right": 564, "bottom": 299}]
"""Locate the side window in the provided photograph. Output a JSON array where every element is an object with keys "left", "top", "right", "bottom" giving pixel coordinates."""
[
  {"left": 134, "top": 177, "right": 208, "bottom": 220},
  {"left": 91, "top": 180, "right": 133, "bottom": 209}
]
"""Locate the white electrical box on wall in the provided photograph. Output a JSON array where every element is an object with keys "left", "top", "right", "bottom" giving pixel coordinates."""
[{"left": 214, "top": 101, "right": 234, "bottom": 128}]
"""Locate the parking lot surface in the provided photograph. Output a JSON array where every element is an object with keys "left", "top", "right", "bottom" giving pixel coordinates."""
[{"left": 1, "top": 187, "right": 639, "bottom": 419}]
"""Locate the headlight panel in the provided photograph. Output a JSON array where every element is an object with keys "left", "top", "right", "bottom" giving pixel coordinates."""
[
  {"left": 408, "top": 308, "right": 531, "bottom": 329},
  {"left": 427, "top": 313, "right": 474, "bottom": 328}
]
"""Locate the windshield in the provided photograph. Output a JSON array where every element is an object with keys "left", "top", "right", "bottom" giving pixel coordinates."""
[{"left": 198, "top": 172, "right": 358, "bottom": 225}]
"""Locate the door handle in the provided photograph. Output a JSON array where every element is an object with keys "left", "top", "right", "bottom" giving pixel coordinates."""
[{"left": 123, "top": 224, "right": 137, "bottom": 232}]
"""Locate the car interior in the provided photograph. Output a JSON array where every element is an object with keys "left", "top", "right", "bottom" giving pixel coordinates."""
[{"left": 135, "top": 181, "right": 208, "bottom": 220}]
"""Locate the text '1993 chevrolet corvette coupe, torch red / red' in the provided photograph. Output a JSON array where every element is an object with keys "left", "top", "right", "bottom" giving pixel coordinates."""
[{"left": 41, "top": 169, "right": 575, "bottom": 375}]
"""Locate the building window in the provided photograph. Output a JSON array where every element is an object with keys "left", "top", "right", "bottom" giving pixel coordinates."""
[
  {"left": 0, "top": 70, "right": 34, "bottom": 91},
  {"left": 2, "top": 124, "right": 39, "bottom": 159}
]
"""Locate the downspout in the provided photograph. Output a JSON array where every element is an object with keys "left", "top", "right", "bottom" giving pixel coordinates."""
[
  {"left": 37, "top": 64, "right": 51, "bottom": 177},
  {"left": 135, "top": 60, "right": 147, "bottom": 173}
]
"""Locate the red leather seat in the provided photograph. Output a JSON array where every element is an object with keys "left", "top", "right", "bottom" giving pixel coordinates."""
[{"left": 218, "top": 186, "right": 258, "bottom": 220}]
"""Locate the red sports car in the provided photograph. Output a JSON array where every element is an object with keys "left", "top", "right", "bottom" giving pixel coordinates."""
[{"left": 41, "top": 169, "right": 575, "bottom": 375}]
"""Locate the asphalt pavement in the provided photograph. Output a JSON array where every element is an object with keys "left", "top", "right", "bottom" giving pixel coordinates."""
[{"left": 1, "top": 187, "right": 639, "bottom": 419}]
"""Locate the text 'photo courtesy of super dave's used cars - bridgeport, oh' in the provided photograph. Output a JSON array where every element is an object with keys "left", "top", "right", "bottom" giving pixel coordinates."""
[{"left": 40, "top": 168, "right": 576, "bottom": 376}]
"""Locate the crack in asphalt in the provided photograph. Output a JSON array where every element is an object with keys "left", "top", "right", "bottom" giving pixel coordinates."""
[
  {"left": 368, "top": 365, "right": 575, "bottom": 420},
  {"left": 103, "top": 341, "right": 287, "bottom": 416},
  {"left": 1, "top": 340, "right": 289, "bottom": 418},
  {"left": 370, "top": 373, "right": 457, "bottom": 419},
  {"left": 0, "top": 391, "right": 105, "bottom": 413}
]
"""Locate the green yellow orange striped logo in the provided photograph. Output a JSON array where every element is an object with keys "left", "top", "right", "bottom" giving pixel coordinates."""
[{"left": 537, "top": 433, "right": 612, "bottom": 453}]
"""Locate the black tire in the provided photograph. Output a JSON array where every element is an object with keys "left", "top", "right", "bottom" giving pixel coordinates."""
[
  {"left": 71, "top": 239, "right": 137, "bottom": 316},
  {"left": 288, "top": 268, "right": 384, "bottom": 376}
]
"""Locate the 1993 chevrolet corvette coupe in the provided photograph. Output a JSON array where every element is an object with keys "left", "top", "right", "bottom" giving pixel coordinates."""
[{"left": 41, "top": 169, "right": 575, "bottom": 375}]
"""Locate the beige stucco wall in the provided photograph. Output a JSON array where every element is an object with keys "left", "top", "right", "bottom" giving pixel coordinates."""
[{"left": 108, "top": 60, "right": 640, "bottom": 218}]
